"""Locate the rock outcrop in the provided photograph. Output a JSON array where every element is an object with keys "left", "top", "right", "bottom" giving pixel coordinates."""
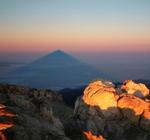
[
  {"left": 140, "top": 108, "right": 150, "bottom": 131},
  {"left": 0, "top": 80, "right": 150, "bottom": 140},
  {"left": 121, "top": 80, "right": 150, "bottom": 98},
  {"left": 0, "top": 84, "right": 72, "bottom": 140},
  {"left": 117, "top": 94, "right": 149, "bottom": 124},
  {"left": 82, "top": 81, "right": 120, "bottom": 120},
  {"left": 74, "top": 80, "right": 150, "bottom": 140}
]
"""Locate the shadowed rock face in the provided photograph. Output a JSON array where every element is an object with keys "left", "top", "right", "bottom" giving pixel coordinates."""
[
  {"left": 0, "top": 80, "right": 150, "bottom": 140},
  {"left": 117, "top": 94, "right": 149, "bottom": 124},
  {"left": 74, "top": 80, "right": 150, "bottom": 140},
  {"left": 0, "top": 84, "right": 72, "bottom": 140}
]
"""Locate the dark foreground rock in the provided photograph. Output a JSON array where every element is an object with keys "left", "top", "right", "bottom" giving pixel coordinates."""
[
  {"left": 0, "top": 84, "right": 72, "bottom": 140},
  {"left": 0, "top": 80, "right": 150, "bottom": 140}
]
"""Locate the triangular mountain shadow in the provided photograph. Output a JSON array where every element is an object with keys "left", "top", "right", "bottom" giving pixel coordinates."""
[{"left": 0, "top": 50, "right": 113, "bottom": 89}]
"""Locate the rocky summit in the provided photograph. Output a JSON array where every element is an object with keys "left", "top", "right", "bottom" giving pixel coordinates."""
[
  {"left": 74, "top": 80, "right": 150, "bottom": 140},
  {"left": 0, "top": 80, "right": 150, "bottom": 140},
  {"left": 121, "top": 80, "right": 150, "bottom": 98}
]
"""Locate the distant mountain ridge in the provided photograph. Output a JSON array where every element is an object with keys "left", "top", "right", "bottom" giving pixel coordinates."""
[{"left": 0, "top": 50, "right": 111, "bottom": 89}]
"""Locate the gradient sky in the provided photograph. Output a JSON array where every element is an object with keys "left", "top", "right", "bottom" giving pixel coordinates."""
[{"left": 0, "top": 0, "right": 150, "bottom": 53}]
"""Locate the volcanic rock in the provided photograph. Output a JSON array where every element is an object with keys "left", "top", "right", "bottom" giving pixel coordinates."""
[
  {"left": 117, "top": 94, "right": 149, "bottom": 124},
  {"left": 74, "top": 80, "right": 150, "bottom": 140},
  {"left": 121, "top": 80, "right": 150, "bottom": 98},
  {"left": 0, "top": 84, "right": 72, "bottom": 140},
  {"left": 82, "top": 80, "right": 120, "bottom": 120}
]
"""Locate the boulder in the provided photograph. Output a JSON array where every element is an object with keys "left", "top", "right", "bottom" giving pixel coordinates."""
[
  {"left": 121, "top": 80, "right": 150, "bottom": 98},
  {"left": 117, "top": 94, "right": 149, "bottom": 124},
  {"left": 82, "top": 80, "right": 120, "bottom": 119},
  {"left": 74, "top": 80, "right": 150, "bottom": 140}
]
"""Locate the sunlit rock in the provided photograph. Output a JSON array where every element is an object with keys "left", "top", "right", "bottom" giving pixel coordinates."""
[
  {"left": 121, "top": 80, "right": 150, "bottom": 98},
  {"left": 118, "top": 94, "right": 149, "bottom": 124},
  {"left": 82, "top": 80, "right": 120, "bottom": 119},
  {"left": 84, "top": 131, "right": 106, "bottom": 140},
  {"left": 0, "top": 104, "right": 15, "bottom": 140},
  {"left": 74, "top": 80, "right": 150, "bottom": 140}
]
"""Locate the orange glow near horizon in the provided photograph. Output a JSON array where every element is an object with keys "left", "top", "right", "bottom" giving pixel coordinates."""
[
  {"left": 0, "top": 1, "right": 150, "bottom": 53},
  {"left": 0, "top": 31, "right": 150, "bottom": 53},
  {"left": 0, "top": 23, "right": 150, "bottom": 53}
]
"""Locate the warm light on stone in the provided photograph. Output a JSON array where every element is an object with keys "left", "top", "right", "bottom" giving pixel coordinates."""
[{"left": 84, "top": 131, "right": 106, "bottom": 140}]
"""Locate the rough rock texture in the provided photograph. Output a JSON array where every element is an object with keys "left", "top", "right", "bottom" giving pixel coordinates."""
[
  {"left": 117, "top": 94, "right": 149, "bottom": 124},
  {"left": 74, "top": 80, "right": 150, "bottom": 140},
  {"left": 1, "top": 80, "right": 150, "bottom": 140},
  {"left": 140, "top": 109, "right": 150, "bottom": 131},
  {"left": 0, "top": 84, "right": 72, "bottom": 140},
  {"left": 121, "top": 80, "right": 150, "bottom": 98},
  {"left": 82, "top": 81, "right": 120, "bottom": 120}
]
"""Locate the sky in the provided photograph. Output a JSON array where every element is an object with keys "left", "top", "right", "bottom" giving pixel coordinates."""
[{"left": 0, "top": 0, "right": 150, "bottom": 53}]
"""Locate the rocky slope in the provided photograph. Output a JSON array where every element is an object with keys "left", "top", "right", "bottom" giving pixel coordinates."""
[
  {"left": 74, "top": 80, "right": 150, "bottom": 140},
  {"left": 0, "top": 80, "right": 150, "bottom": 140},
  {"left": 0, "top": 84, "right": 72, "bottom": 140}
]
